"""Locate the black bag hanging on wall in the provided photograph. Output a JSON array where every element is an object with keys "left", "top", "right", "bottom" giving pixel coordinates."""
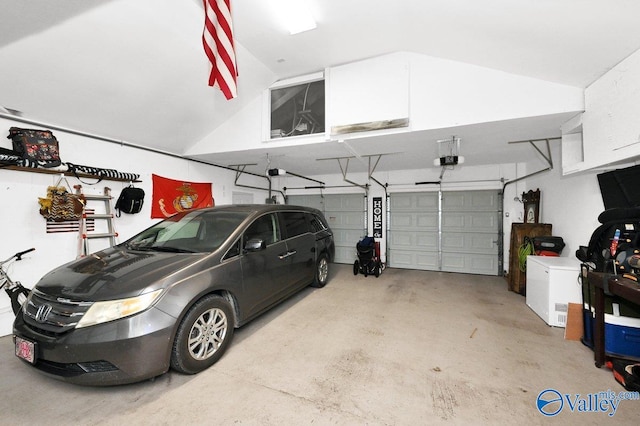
[
  {"left": 115, "top": 185, "right": 145, "bottom": 216},
  {"left": 7, "top": 127, "right": 62, "bottom": 168}
]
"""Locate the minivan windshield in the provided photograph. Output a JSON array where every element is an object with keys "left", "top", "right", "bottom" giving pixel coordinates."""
[{"left": 125, "top": 210, "right": 249, "bottom": 253}]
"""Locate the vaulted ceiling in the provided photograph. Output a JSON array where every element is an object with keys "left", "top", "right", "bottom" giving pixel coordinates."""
[{"left": 1, "top": 0, "right": 640, "bottom": 176}]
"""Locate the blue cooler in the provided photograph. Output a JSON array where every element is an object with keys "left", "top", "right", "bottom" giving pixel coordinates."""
[{"left": 582, "top": 272, "right": 640, "bottom": 360}]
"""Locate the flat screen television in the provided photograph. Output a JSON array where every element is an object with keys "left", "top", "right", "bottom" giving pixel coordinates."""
[{"left": 597, "top": 164, "right": 640, "bottom": 209}]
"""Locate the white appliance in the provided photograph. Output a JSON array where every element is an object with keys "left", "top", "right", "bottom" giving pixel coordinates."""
[{"left": 526, "top": 256, "right": 582, "bottom": 327}]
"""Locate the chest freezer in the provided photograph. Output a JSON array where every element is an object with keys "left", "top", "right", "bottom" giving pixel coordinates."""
[{"left": 526, "top": 256, "right": 582, "bottom": 327}]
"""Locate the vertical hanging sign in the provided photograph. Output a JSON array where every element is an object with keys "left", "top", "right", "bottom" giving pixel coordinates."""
[{"left": 372, "top": 197, "right": 383, "bottom": 238}]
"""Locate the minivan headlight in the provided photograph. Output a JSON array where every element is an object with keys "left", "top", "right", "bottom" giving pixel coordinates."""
[{"left": 76, "top": 289, "right": 163, "bottom": 328}]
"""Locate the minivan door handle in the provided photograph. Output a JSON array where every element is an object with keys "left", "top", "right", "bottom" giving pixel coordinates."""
[{"left": 278, "top": 250, "right": 297, "bottom": 260}]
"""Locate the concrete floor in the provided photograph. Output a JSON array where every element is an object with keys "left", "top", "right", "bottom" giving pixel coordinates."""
[{"left": 1, "top": 265, "right": 638, "bottom": 425}]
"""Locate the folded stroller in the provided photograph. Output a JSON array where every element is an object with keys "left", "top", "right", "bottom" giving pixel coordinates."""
[{"left": 353, "top": 236, "right": 382, "bottom": 277}]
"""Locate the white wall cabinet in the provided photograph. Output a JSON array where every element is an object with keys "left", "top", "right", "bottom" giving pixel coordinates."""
[
  {"left": 560, "top": 113, "right": 584, "bottom": 175},
  {"left": 580, "top": 48, "right": 640, "bottom": 170},
  {"left": 327, "top": 54, "right": 410, "bottom": 134}
]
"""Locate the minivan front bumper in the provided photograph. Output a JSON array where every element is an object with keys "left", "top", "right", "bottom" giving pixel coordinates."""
[{"left": 13, "top": 307, "right": 176, "bottom": 386}]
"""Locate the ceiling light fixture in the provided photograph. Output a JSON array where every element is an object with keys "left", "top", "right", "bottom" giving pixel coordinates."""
[{"left": 272, "top": 0, "right": 317, "bottom": 35}]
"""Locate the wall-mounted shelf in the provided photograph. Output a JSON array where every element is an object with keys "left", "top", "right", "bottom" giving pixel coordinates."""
[{"left": 1, "top": 165, "right": 141, "bottom": 183}]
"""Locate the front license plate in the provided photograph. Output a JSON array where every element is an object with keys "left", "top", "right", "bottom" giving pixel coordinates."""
[{"left": 15, "top": 336, "right": 37, "bottom": 364}]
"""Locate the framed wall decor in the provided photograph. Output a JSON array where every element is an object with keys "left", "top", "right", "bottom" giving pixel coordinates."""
[{"left": 522, "top": 189, "right": 540, "bottom": 224}]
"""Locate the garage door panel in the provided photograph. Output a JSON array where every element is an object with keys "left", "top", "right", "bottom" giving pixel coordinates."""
[
  {"left": 324, "top": 195, "right": 364, "bottom": 211},
  {"left": 326, "top": 212, "right": 365, "bottom": 228},
  {"left": 442, "top": 252, "right": 465, "bottom": 269},
  {"left": 442, "top": 193, "right": 465, "bottom": 210},
  {"left": 329, "top": 226, "right": 364, "bottom": 265},
  {"left": 416, "top": 194, "right": 438, "bottom": 209},
  {"left": 336, "top": 246, "right": 356, "bottom": 264},
  {"left": 442, "top": 191, "right": 499, "bottom": 211},
  {"left": 417, "top": 214, "right": 438, "bottom": 228},
  {"left": 390, "top": 213, "right": 413, "bottom": 228},
  {"left": 289, "top": 194, "right": 364, "bottom": 265},
  {"left": 390, "top": 196, "right": 413, "bottom": 209},
  {"left": 469, "top": 214, "right": 498, "bottom": 230},
  {"left": 442, "top": 212, "right": 498, "bottom": 232},
  {"left": 416, "top": 253, "right": 438, "bottom": 269},
  {"left": 391, "top": 193, "right": 438, "bottom": 210},
  {"left": 471, "top": 192, "right": 500, "bottom": 210},
  {"left": 442, "top": 234, "right": 464, "bottom": 250},
  {"left": 288, "top": 195, "right": 323, "bottom": 210},
  {"left": 470, "top": 255, "right": 499, "bottom": 274},
  {"left": 417, "top": 233, "right": 438, "bottom": 249},
  {"left": 389, "top": 232, "right": 413, "bottom": 247},
  {"left": 442, "top": 214, "right": 465, "bottom": 228},
  {"left": 391, "top": 212, "right": 438, "bottom": 230},
  {"left": 390, "top": 250, "right": 438, "bottom": 269},
  {"left": 441, "top": 252, "right": 499, "bottom": 274},
  {"left": 334, "top": 229, "right": 365, "bottom": 245},
  {"left": 390, "top": 190, "right": 500, "bottom": 276},
  {"left": 390, "top": 231, "right": 437, "bottom": 250},
  {"left": 442, "top": 232, "right": 498, "bottom": 253}
]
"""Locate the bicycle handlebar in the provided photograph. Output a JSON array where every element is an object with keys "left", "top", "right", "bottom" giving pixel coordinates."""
[{"left": 15, "top": 248, "right": 35, "bottom": 261}]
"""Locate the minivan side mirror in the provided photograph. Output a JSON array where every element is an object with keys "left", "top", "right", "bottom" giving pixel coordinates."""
[{"left": 244, "top": 238, "right": 266, "bottom": 252}]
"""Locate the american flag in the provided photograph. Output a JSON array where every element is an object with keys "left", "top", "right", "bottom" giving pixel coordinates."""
[{"left": 202, "top": 0, "right": 238, "bottom": 100}]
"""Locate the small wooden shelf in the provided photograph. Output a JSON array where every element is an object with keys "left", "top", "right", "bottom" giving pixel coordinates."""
[{"left": 1, "top": 165, "right": 141, "bottom": 183}]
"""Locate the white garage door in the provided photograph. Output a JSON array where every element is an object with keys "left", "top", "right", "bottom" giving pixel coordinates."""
[
  {"left": 388, "top": 192, "right": 439, "bottom": 270},
  {"left": 288, "top": 194, "right": 366, "bottom": 264},
  {"left": 389, "top": 190, "right": 500, "bottom": 275}
]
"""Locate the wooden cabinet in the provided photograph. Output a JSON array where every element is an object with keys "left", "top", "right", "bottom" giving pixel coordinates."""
[{"left": 508, "top": 223, "right": 552, "bottom": 295}]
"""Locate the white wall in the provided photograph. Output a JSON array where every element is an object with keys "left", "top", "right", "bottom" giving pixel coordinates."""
[
  {"left": 522, "top": 142, "right": 605, "bottom": 258},
  {"left": 408, "top": 54, "right": 583, "bottom": 130},
  {"left": 0, "top": 116, "right": 269, "bottom": 336}
]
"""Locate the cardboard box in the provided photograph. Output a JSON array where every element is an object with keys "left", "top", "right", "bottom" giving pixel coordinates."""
[{"left": 564, "top": 302, "right": 583, "bottom": 340}]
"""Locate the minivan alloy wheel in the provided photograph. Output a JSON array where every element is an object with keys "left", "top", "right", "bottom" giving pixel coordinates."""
[
  {"left": 171, "top": 294, "right": 235, "bottom": 374},
  {"left": 312, "top": 254, "right": 329, "bottom": 288},
  {"left": 189, "top": 307, "right": 227, "bottom": 360}
]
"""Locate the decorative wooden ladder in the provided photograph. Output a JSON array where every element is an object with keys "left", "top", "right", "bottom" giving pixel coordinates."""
[{"left": 76, "top": 186, "right": 118, "bottom": 257}]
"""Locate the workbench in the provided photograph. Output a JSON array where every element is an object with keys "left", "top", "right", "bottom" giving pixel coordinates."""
[{"left": 588, "top": 271, "right": 640, "bottom": 367}]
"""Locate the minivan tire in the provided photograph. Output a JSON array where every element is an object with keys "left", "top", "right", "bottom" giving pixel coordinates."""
[
  {"left": 311, "top": 254, "right": 329, "bottom": 288},
  {"left": 170, "top": 294, "right": 234, "bottom": 374}
]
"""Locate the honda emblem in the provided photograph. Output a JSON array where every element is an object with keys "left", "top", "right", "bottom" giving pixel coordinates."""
[{"left": 35, "top": 304, "right": 52, "bottom": 323}]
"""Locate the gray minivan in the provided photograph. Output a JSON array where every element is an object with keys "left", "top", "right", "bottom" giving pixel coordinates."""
[{"left": 13, "top": 204, "right": 335, "bottom": 385}]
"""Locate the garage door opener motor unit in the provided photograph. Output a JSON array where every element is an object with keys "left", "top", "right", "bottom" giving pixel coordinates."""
[{"left": 433, "top": 136, "right": 465, "bottom": 166}]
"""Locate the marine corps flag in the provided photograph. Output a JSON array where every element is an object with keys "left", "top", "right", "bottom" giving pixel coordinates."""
[{"left": 151, "top": 174, "right": 214, "bottom": 218}]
